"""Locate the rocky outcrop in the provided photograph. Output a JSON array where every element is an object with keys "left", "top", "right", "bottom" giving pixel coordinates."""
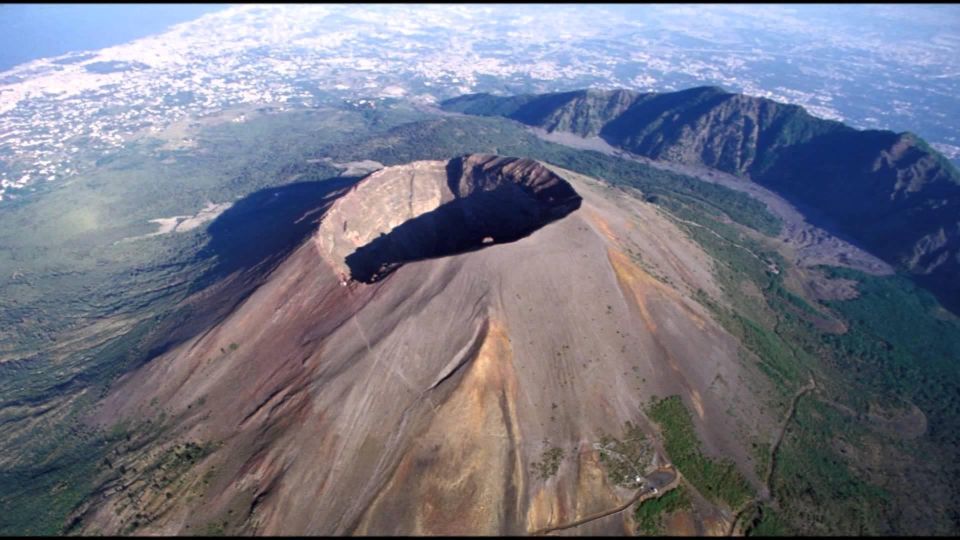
[
  {"left": 443, "top": 89, "right": 642, "bottom": 138},
  {"left": 511, "top": 89, "right": 642, "bottom": 137}
]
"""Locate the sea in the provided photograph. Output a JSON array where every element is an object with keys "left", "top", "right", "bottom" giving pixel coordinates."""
[{"left": 0, "top": 4, "right": 229, "bottom": 72}]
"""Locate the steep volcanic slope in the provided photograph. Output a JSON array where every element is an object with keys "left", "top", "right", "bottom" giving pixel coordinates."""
[
  {"left": 442, "top": 88, "right": 960, "bottom": 312},
  {"left": 74, "top": 155, "right": 777, "bottom": 535}
]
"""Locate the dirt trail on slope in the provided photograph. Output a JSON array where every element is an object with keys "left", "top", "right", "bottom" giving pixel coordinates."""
[
  {"left": 662, "top": 210, "right": 778, "bottom": 272},
  {"left": 529, "top": 467, "right": 681, "bottom": 536},
  {"left": 725, "top": 374, "right": 818, "bottom": 536},
  {"left": 529, "top": 371, "right": 815, "bottom": 537}
]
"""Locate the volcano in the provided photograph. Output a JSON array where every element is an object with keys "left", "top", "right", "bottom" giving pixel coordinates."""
[{"left": 75, "top": 154, "right": 777, "bottom": 535}]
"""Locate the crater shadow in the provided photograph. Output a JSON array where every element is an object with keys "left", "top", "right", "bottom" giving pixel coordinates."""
[
  {"left": 344, "top": 178, "right": 581, "bottom": 283},
  {"left": 140, "top": 177, "right": 359, "bottom": 362},
  {"left": 195, "top": 176, "right": 359, "bottom": 288}
]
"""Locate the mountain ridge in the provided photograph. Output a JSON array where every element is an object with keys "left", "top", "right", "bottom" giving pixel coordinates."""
[{"left": 441, "top": 87, "right": 960, "bottom": 311}]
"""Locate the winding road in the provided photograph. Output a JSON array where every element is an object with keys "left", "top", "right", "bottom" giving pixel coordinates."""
[
  {"left": 725, "top": 373, "right": 818, "bottom": 536},
  {"left": 529, "top": 467, "right": 680, "bottom": 536}
]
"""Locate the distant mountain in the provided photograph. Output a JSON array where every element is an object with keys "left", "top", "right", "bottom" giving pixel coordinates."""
[{"left": 442, "top": 87, "right": 960, "bottom": 311}]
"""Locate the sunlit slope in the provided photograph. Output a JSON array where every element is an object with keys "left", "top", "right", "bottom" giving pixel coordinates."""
[{"left": 74, "top": 157, "right": 775, "bottom": 535}]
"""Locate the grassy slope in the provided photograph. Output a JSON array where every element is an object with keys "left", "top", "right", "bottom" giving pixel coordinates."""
[
  {"left": 647, "top": 396, "right": 752, "bottom": 509},
  {"left": 668, "top": 198, "right": 960, "bottom": 533}
]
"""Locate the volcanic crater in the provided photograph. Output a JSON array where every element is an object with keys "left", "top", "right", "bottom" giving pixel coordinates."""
[{"left": 315, "top": 154, "right": 583, "bottom": 282}]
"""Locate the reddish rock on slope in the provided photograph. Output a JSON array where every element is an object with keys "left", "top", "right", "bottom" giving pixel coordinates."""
[{"left": 75, "top": 156, "right": 776, "bottom": 535}]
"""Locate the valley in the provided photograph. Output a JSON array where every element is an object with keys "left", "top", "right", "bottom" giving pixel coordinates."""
[{"left": 529, "top": 125, "right": 892, "bottom": 280}]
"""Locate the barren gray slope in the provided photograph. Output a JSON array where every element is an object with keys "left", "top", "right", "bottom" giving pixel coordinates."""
[{"left": 78, "top": 158, "right": 776, "bottom": 535}]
